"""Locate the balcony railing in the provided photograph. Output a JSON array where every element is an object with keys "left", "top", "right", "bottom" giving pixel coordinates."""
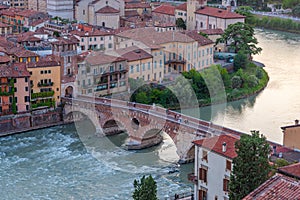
[{"left": 38, "top": 82, "right": 54, "bottom": 87}]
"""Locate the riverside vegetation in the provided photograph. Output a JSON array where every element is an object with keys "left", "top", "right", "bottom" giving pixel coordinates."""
[{"left": 130, "top": 61, "right": 269, "bottom": 109}]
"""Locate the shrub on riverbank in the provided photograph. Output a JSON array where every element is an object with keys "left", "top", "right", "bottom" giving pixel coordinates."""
[{"left": 130, "top": 63, "right": 269, "bottom": 109}]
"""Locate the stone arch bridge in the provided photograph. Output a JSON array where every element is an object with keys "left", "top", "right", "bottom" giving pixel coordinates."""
[{"left": 62, "top": 96, "right": 243, "bottom": 163}]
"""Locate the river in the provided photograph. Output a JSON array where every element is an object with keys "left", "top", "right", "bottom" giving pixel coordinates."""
[{"left": 1, "top": 29, "right": 300, "bottom": 199}]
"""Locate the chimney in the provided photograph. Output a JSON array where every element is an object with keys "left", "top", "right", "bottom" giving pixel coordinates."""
[
  {"left": 296, "top": 119, "right": 299, "bottom": 125},
  {"left": 222, "top": 142, "right": 226, "bottom": 152}
]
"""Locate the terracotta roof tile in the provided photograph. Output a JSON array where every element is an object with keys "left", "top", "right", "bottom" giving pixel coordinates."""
[
  {"left": 14, "top": 50, "right": 39, "bottom": 58},
  {"left": 70, "top": 29, "right": 112, "bottom": 37},
  {"left": 278, "top": 162, "right": 300, "bottom": 179},
  {"left": 115, "top": 46, "right": 153, "bottom": 62},
  {"left": 83, "top": 51, "right": 126, "bottom": 66},
  {"left": 96, "top": 6, "right": 120, "bottom": 14},
  {"left": 243, "top": 174, "right": 300, "bottom": 200},
  {"left": 196, "top": 6, "right": 245, "bottom": 19},
  {"left": 0, "top": 55, "right": 10, "bottom": 63},
  {"left": 200, "top": 28, "right": 224, "bottom": 35},
  {"left": 193, "top": 134, "right": 239, "bottom": 159},
  {"left": 0, "top": 63, "right": 30, "bottom": 77},
  {"left": 125, "top": 3, "right": 151, "bottom": 9},
  {"left": 175, "top": 3, "right": 187, "bottom": 11},
  {"left": 152, "top": 4, "right": 175, "bottom": 16},
  {"left": 27, "top": 56, "right": 60, "bottom": 68},
  {"left": 183, "top": 30, "right": 214, "bottom": 46}
]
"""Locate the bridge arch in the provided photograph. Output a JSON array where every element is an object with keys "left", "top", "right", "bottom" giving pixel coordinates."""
[{"left": 103, "top": 119, "right": 126, "bottom": 136}]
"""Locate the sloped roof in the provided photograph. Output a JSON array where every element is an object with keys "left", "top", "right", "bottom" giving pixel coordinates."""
[
  {"left": 115, "top": 46, "right": 153, "bottom": 62},
  {"left": 278, "top": 162, "right": 300, "bottom": 179},
  {"left": 84, "top": 52, "right": 126, "bottom": 66},
  {"left": 152, "top": 4, "right": 175, "bottom": 16},
  {"left": 243, "top": 173, "right": 300, "bottom": 200},
  {"left": 195, "top": 6, "right": 245, "bottom": 19},
  {"left": 0, "top": 63, "right": 30, "bottom": 78},
  {"left": 125, "top": 3, "right": 151, "bottom": 9},
  {"left": 183, "top": 30, "right": 214, "bottom": 46},
  {"left": 175, "top": 3, "right": 187, "bottom": 11},
  {"left": 193, "top": 134, "right": 239, "bottom": 159},
  {"left": 200, "top": 28, "right": 224, "bottom": 35},
  {"left": 96, "top": 6, "right": 120, "bottom": 14}
]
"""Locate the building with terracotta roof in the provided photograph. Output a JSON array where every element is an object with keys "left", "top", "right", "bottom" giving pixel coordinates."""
[
  {"left": 281, "top": 120, "right": 300, "bottom": 151},
  {"left": 76, "top": 51, "right": 128, "bottom": 96},
  {"left": 27, "top": 57, "right": 61, "bottom": 108},
  {"left": 278, "top": 162, "right": 300, "bottom": 179},
  {"left": 175, "top": 2, "right": 187, "bottom": 22},
  {"left": 191, "top": 134, "right": 239, "bottom": 200},
  {"left": 112, "top": 46, "right": 153, "bottom": 81},
  {"left": 243, "top": 173, "right": 300, "bottom": 200},
  {"left": 70, "top": 28, "right": 114, "bottom": 52},
  {"left": 0, "top": 63, "right": 30, "bottom": 115},
  {"left": 75, "top": 0, "right": 125, "bottom": 28},
  {"left": 8, "top": 0, "right": 28, "bottom": 9},
  {"left": 51, "top": 36, "right": 79, "bottom": 98},
  {"left": 116, "top": 27, "right": 214, "bottom": 79},
  {"left": 186, "top": 0, "right": 245, "bottom": 31},
  {"left": 0, "top": 21, "right": 12, "bottom": 35},
  {"left": 152, "top": 4, "right": 176, "bottom": 25}
]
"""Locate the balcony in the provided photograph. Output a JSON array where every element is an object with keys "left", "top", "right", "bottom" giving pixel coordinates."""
[
  {"left": 165, "top": 59, "right": 186, "bottom": 65},
  {"left": 188, "top": 173, "right": 198, "bottom": 184},
  {"left": 38, "top": 82, "right": 54, "bottom": 87}
]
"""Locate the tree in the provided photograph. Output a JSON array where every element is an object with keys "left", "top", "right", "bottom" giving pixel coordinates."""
[
  {"left": 132, "top": 175, "right": 158, "bottom": 200},
  {"left": 235, "top": 6, "right": 255, "bottom": 24},
  {"left": 176, "top": 18, "right": 186, "bottom": 30},
  {"left": 216, "top": 22, "right": 262, "bottom": 56},
  {"left": 233, "top": 51, "right": 248, "bottom": 71},
  {"left": 292, "top": 4, "right": 300, "bottom": 17},
  {"left": 229, "top": 130, "right": 271, "bottom": 200}
]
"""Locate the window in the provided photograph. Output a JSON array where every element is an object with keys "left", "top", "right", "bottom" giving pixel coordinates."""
[
  {"left": 223, "top": 178, "right": 229, "bottom": 192},
  {"left": 48, "top": 70, "right": 51, "bottom": 74},
  {"left": 24, "top": 96, "right": 30, "bottom": 102},
  {"left": 94, "top": 37, "right": 96, "bottom": 41},
  {"left": 148, "top": 62, "right": 150, "bottom": 70},
  {"left": 130, "top": 65, "right": 134, "bottom": 73},
  {"left": 198, "top": 189, "right": 207, "bottom": 200},
  {"left": 14, "top": 87, "right": 17, "bottom": 92},
  {"left": 142, "top": 63, "right": 145, "bottom": 71},
  {"left": 83, "top": 9, "right": 85, "bottom": 15},
  {"left": 14, "top": 97, "right": 17, "bottom": 103},
  {"left": 108, "top": 43, "right": 112, "bottom": 48},
  {"left": 199, "top": 167, "right": 207, "bottom": 183},
  {"left": 202, "top": 150, "right": 208, "bottom": 161},
  {"left": 154, "top": 61, "right": 157, "bottom": 69},
  {"left": 226, "top": 160, "right": 232, "bottom": 171},
  {"left": 136, "top": 64, "right": 139, "bottom": 72},
  {"left": 25, "top": 77, "right": 28, "bottom": 82}
]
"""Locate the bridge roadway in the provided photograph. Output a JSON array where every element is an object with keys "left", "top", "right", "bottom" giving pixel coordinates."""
[
  {"left": 65, "top": 95, "right": 244, "bottom": 136},
  {"left": 62, "top": 96, "right": 245, "bottom": 162}
]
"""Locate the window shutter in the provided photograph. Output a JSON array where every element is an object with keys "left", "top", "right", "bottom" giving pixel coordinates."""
[
  {"left": 199, "top": 190, "right": 203, "bottom": 200},
  {"left": 199, "top": 168, "right": 203, "bottom": 180}
]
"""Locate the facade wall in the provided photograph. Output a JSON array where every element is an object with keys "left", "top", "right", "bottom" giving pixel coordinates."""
[
  {"left": 175, "top": 9, "right": 186, "bottom": 22},
  {"left": 0, "top": 26, "right": 12, "bottom": 34},
  {"left": 283, "top": 126, "right": 300, "bottom": 150},
  {"left": 14, "top": 77, "right": 30, "bottom": 113},
  {"left": 76, "top": 34, "right": 114, "bottom": 52},
  {"left": 9, "top": 0, "right": 28, "bottom": 9},
  {"left": 152, "top": 12, "right": 175, "bottom": 24},
  {"left": 28, "top": 66, "right": 61, "bottom": 107},
  {"left": 96, "top": 14, "right": 119, "bottom": 29},
  {"left": 47, "top": 0, "right": 74, "bottom": 20},
  {"left": 76, "top": 0, "right": 124, "bottom": 25},
  {"left": 77, "top": 60, "right": 128, "bottom": 96},
  {"left": 194, "top": 145, "right": 232, "bottom": 200},
  {"left": 128, "top": 57, "right": 153, "bottom": 81},
  {"left": 28, "top": 0, "right": 47, "bottom": 13}
]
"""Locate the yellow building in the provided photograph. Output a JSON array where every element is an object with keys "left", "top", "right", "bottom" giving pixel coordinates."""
[
  {"left": 281, "top": 120, "right": 300, "bottom": 151},
  {"left": 27, "top": 58, "right": 61, "bottom": 109},
  {"left": 114, "top": 46, "right": 154, "bottom": 81}
]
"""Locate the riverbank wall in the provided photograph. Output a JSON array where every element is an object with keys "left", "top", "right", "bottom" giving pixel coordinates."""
[{"left": 0, "top": 108, "right": 64, "bottom": 137}]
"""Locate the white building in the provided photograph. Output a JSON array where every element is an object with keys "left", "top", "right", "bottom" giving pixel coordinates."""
[
  {"left": 47, "top": 0, "right": 74, "bottom": 20},
  {"left": 192, "top": 134, "right": 239, "bottom": 200}
]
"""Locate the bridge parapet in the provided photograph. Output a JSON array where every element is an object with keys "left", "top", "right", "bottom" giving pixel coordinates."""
[{"left": 61, "top": 96, "right": 244, "bottom": 163}]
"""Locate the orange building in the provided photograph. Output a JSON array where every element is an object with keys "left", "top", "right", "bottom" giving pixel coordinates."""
[{"left": 0, "top": 63, "right": 30, "bottom": 115}]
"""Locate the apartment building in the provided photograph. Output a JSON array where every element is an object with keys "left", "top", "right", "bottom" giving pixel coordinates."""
[
  {"left": 70, "top": 28, "right": 114, "bottom": 52},
  {"left": 192, "top": 134, "right": 239, "bottom": 200},
  {"left": 77, "top": 51, "right": 128, "bottom": 96},
  {"left": 0, "top": 63, "right": 30, "bottom": 115},
  {"left": 27, "top": 57, "right": 61, "bottom": 108},
  {"left": 115, "top": 27, "right": 214, "bottom": 80}
]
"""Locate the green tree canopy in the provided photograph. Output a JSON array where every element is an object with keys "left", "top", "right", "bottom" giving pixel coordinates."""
[
  {"left": 229, "top": 130, "right": 271, "bottom": 200},
  {"left": 233, "top": 51, "right": 249, "bottom": 71},
  {"left": 132, "top": 175, "right": 158, "bottom": 200},
  {"left": 216, "top": 22, "right": 262, "bottom": 56},
  {"left": 292, "top": 3, "right": 300, "bottom": 17},
  {"left": 176, "top": 18, "right": 186, "bottom": 30}
]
